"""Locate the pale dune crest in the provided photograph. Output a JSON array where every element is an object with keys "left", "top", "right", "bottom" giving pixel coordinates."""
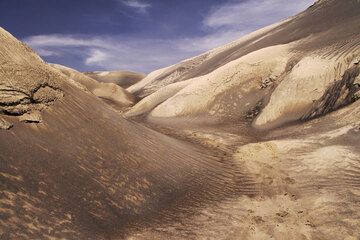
[
  {"left": 254, "top": 53, "right": 360, "bottom": 129},
  {"left": 85, "top": 70, "right": 145, "bottom": 88},
  {"left": 51, "top": 63, "right": 135, "bottom": 107},
  {"left": 148, "top": 44, "right": 291, "bottom": 118}
]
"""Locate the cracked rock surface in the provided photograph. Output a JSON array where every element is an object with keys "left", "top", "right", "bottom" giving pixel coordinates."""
[
  {"left": 302, "top": 65, "right": 360, "bottom": 120},
  {"left": 0, "top": 28, "right": 64, "bottom": 118}
]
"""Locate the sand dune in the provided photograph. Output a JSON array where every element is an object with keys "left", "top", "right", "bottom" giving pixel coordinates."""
[
  {"left": 0, "top": 27, "right": 250, "bottom": 239},
  {"left": 51, "top": 64, "right": 135, "bottom": 108},
  {"left": 126, "top": 0, "right": 360, "bottom": 130},
  {"left": 1, "top": 0, "right": 360, "bottom": 239},
  {"left": 85, "top": 70, "right": 145, "bottom": 89},
  {"left": 126, "top": 73, "right": 360, "bottom": 240},
  {"left": 149, "top": 44, "right": 290, "bottom": 119}
]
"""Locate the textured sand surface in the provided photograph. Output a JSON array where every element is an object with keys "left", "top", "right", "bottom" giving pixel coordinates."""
[
  {"left": 127, "top": 90, "right": 360, "bottom": 240},
  {"left": 0, "top": 27, "right": 251, "bottom": 240},
  {"left": 149, "top": 44, "right": 290, "bottom": 119},
  {"left": 126, "top": 0, "right": 360, "bottom": 130},
  {"left": 1, "top": 0, "right": 360, "bottom": 239}
]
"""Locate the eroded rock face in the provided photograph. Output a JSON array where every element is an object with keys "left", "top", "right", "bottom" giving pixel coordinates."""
[
  {"left": 19, "top": 111, "right": 43, "bottom": 123},
  {"left": 254, "top": 55, "right": 360, "bottom": 129},
  {"left": 0, "top": 117, "right": 13, "bottom": 130},
  {"left": 32, "top": 85, "right": 63, "bottom": 103},
  {"left": 0, "top": 83, "right": 63, "bottom": 116},
  {"left": 302, "top": 65, "right": 360, "bottom": 120},
  {"left": 0, "top": 28, "right": 64, "bottom": 120}
]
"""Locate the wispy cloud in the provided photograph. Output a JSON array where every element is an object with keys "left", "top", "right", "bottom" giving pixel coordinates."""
[
  {"left": 175, "top": 30, "right": 246, "bottom": 53},
  {"left": 204, "top": 0, "right": 314, "bottom": 30},
  {"left": 24, "top": 0, "right": 314, "bottom": 73},
  {"left": 24, "top": 31, "right": 252, "bottom": 73},
  {"left": 25, "top": 34, "right": 192, "bottom": 72},
  {"left": 121, "top": 0, "right": 151, "bottom": 14}
]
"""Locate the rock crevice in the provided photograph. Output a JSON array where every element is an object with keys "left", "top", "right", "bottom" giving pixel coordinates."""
[
  {"left": 302, "top": 65, "right": 360, "bottom": 120},
  {"left": 0, "top": 83, "right": 63, "bottom": 116}
]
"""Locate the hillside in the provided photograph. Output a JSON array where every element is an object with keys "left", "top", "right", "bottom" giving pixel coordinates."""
[
  {"left": 126, "top": 0, "right": 360, "bottom": 130},
  {"left": 1, "top": 0, "right": 360, "bottom": 239},
  {"left": 50, "top": 64, "right": 136, "bottom": 109},
  {"left": 0, "top": 27, "right": 249, "bottom": 239}
]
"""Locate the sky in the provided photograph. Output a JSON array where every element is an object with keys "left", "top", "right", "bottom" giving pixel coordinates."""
[{"left": 0, "top": 0, "right": 314, "bottom": 73}]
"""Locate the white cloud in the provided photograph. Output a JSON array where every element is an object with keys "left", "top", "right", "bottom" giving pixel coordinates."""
[
  {"left": 25, "top": 32, "right": 251, "bottom": 73},
  {"left": 175, "top": 30, "right": 246, "bottom": 53},
  {"left": 24, "top": 34, "right": 195, "bottom": 72},
  {"left": 121, "top": 0, "right": 151, "bottom": 13},
  {"left": 85, "top": 49, "right": 109, "bottom": 65}
]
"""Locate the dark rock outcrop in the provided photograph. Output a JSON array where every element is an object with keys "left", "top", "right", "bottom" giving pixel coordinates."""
[{"left": 302, "top": 65, "right": 360, "bottom": 120}]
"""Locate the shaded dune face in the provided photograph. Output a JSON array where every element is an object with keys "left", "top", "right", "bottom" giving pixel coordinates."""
[
  {"left": 0, "top": 86, "right": 255, "bottom": 239},
  {"left": 0, "top": 28, "right": 255, "bottom": 239},
  {"left": 84, "top": 71, "right": 145, "bottom": 89},
  {"left": 126, "top": 0, "right": 360, "bottom": 129}
]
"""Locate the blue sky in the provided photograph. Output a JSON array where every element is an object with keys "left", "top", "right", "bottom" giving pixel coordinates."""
[{"left": 0, "top": 0, "right": 314, "bottom": 73}]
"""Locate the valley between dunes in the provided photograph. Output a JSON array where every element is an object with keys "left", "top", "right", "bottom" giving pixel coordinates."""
[{"left": 1, "top": 0, "right": 360, "bottom": 239}]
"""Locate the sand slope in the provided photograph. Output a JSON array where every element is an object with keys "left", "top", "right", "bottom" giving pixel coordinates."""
[
  {"left": 1, "top": 0, "right": 360, "bottom": 239},
  {"left": 126, "top": 0, "right": 360, "bottom": 130},
  {"left": 0, "top": 27, "right": 251, "bottom": 239},
  {"left": 84, "top": 71, "right": 145, "bottom": 89},
  {"left": 51, "top": 64, "right": 135, "bottom": 108}
]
